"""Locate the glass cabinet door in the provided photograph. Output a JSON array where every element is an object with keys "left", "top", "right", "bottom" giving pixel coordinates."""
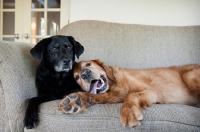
[
  {"left": 30, "top": 0, "right": 61, "bottom": 44},
  {"left": 0, "top": 0, "right": 16, "bottom": 41},
  {"left": 24, "top": 0, "right": 69, "bottom": 44},
  {"left": 0, "top": 0, "right": 69, "bottom": 44}
]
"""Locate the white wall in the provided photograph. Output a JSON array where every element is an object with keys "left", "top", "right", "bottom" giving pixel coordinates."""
[{"left": 70, "top": 0, "right": 200, "bottom": 26}]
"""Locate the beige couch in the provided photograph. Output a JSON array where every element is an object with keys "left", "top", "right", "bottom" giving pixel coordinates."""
[{"left": 0, "top": 20, "right": 200, "bottom": 132}]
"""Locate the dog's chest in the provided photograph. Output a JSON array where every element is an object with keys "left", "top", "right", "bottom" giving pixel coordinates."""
[{"left": 53, "top": 72, "right": 73, "bottom": 86}]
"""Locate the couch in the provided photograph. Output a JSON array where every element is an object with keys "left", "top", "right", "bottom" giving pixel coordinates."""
[{"left": 0, "top": 20, "right": 200, "bottom": 132}]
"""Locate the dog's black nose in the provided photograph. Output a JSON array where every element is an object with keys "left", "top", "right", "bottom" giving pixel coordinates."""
[
  {"left": 63, "top": 59, "right": 71, "bottom": 64},
  {"left": 81, "top": 69, "right": 91, "bottom": 79}
]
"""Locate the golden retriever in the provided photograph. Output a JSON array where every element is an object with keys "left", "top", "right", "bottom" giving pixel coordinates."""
[{"left": 59, "top": 60, "right": 200, "bottom": 128}]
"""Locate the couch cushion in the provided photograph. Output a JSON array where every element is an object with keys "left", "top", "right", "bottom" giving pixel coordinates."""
[
  {"left": 58, "top": 20, "right": 200, "bottom": 69},
  {"left": 24, "top": 100, "right": 200, "bottom": 132}
]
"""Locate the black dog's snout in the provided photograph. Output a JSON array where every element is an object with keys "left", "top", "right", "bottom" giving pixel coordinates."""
[
  {"left": 81, "top": 69, "right": 91, "bottom": 79},
  {"left": 63, "top": 59, "right": 71, "bottom": 64}
]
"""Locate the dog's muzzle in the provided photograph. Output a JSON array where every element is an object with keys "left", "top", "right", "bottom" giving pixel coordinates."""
[
  {"left": 81, "top": 69, "right": 92, "bottom": 80},
  {"left": 54, "top": 59, "right": 73, "bottom": 72}
]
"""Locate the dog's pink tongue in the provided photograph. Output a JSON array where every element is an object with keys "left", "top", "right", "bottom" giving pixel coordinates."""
[{"left": 89, "top": 81, "right": 98, "bottom": 94}]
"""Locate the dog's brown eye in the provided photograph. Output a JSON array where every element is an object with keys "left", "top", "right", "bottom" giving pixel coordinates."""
[
  {"left": 75, "top": 76, "right": 79, "bottom": 80},
  {"left": 64, "top": 45, "right": 71, "bottom": 49},
  {"left": 52, "top": 47, "right": 58, "bottom": 51},
  {"left": 86, "top": 63, "right": 91, "bottom": 67}
]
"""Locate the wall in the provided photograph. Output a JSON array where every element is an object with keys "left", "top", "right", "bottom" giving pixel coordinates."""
[{"left": 70, "top": 0, "right": 200, "bottom": 26}]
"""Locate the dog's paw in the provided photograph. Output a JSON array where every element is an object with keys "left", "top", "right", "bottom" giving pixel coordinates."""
[
  {"left": 120, "top": 104, "right": 143, "bottom": 128},
  {"left": 59, "top": 92, "right": 94, "bottom": 114},
  {"left": 23, "top": 109, "right": 38, "bottom": 129}
]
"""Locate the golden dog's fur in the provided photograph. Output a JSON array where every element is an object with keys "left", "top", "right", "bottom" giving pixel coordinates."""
[{"left": 59, "top": 60, "right": 200, "bottom": 128}]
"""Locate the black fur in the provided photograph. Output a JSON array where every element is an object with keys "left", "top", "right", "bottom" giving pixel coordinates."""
[{"left": 23, "top": 35, "right": 84, "bottom": 129}]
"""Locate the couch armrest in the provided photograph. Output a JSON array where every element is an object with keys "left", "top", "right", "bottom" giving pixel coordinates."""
[
  {"left": 0, "top": 41, "right": 38, "bottom": 132},
  {"left": 0, "top": 81, "right": 10, "bottom": 132}
]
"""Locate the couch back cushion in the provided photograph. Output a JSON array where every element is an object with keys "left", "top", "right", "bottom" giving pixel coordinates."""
[{"left": 58, "top": 20, "right": 200, "bottom": 69}]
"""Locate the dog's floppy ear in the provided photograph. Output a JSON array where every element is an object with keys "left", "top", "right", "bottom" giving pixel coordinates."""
[
  {"left": 92, "top": 59, "right": 116, "bottom": 86},
  {"left": 30, "top": 38, "right": 50, "bottom": 61},
  {"left": 69, "top": 36, "right": 84, "bottom": 59}
]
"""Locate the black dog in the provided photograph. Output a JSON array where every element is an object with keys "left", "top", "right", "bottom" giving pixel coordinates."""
[{"left": 23, "top": 35, "right": 84, "bottom": 129}]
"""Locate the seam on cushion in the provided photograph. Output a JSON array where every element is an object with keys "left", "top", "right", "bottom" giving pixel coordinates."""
[{"left": 38, "top": 113, "right": 200, "bottom": 127}]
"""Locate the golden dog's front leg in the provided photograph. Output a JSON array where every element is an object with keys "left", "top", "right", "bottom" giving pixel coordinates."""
[
  {"left": 120, "top": 89, "right": 158, "bottom": 128},
  {"left": 59, "top": 91, "right": 124, "bottom": 114}
]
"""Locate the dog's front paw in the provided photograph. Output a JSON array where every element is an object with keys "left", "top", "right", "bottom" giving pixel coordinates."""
[
  {"left": 120, "top": 104, "right": 143, "bottom": 128},
  {"left": 59, "top": 92, "right": 94, "bottom": 114},
  {"left": 23, "top": 108, "right": 38, "bottom": 129}
]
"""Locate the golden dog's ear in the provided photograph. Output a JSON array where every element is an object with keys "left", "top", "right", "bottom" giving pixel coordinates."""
[
  {"left": 92, "top": 60, "right": 116, "bottom": 86},
  {"left": 92, "top": 59, "right": 104, "bottom": 66}
]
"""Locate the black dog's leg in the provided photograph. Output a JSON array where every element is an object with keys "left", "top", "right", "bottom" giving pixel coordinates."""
[{"left": 23, "top": 96, "right": 52, "bottom": 129}]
